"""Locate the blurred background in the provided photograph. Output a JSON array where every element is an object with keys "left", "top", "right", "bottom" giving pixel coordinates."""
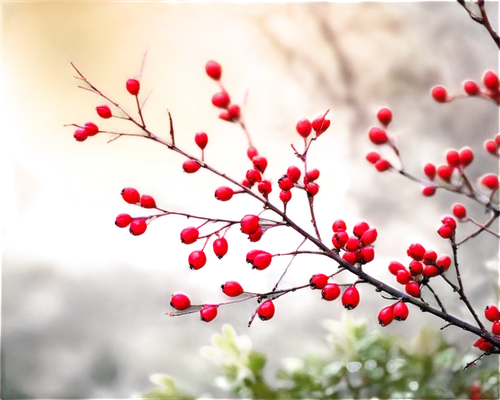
[{"left": 2, "top": 1, "right": 499, "bottom": 398}]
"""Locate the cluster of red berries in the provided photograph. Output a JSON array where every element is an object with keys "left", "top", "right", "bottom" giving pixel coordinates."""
[
  {"left": 483, "top": 133, "right": 500, "bottom": 156},
  {"left": 205, "top": 60, "right": 241, "bottom": 122},
  {"left": 331, "top": 219, "right": 378, "bottom": 265},
  {"left": 295, "top": 110, "right": 331, "bottom": 139},
  {"left": 114, "top": 188, "right": 157, "bottom": 235},
  {"left": 309, "top": 274, "right": 359, "bottom": 311},
  {"left": 431, "top": 70, "right": 499, "bottom": 104},
  {"left": 169, "top": 281, "right": 275, "bottom": 322},
  {"left": 473, "top": 305, "right": 500, "bottom": 352},
  {"left": 365, "top": 107, "right": 394, "bottom": 172},
  {"left": 421, "top": 147, "right": 499, "bottom": 194},
  {"left": 73, "top": 122, "right": 99, "bottom": 142}
]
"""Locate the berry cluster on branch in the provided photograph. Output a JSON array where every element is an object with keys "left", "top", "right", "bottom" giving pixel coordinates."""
[{"left": 67, "top": 53, "right": 500, "bottom": 368}]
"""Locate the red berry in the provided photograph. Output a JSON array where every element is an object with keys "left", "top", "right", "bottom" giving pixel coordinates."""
[
  {"left": 240, "top": 215, "right": 260, "bottom": 235},
  {"left": 188, "top": 250, "right": 207, "bottom": 270},
  {"left": 431, "top": 86, "right": 448, "bottom": 102},
  {"left": 252, "top": 251, "right": 272, "bottom": 270},
  {"left": 357, "top": 246, "right": 375, "bottom": 264},
  {"left": 205, "top": 60, "right": 222, "bottom": 80},
  {"left": 485, "top": 139, "right": 498, "bottom": 154},
  {"left": 376, "top": 107, "right": 393, "bottom": 126},
  {"left": 342, "top": 251, "right": 357, "bottom": 265},
  {"left": 258, "top": 180, "right": 272, "bottom": 198},
  {"left": 258, "top": 300, "right": 275, "bottom": 321},
  {"left": 247, "top": 146, "right": 259, "bottom": 160},
  {"left": 305, "top": 182, "right": 319, "bottom": 197},
  {"left": 321, "top": 283, "right": 341, "bottom": 301},
  {"left": 480, "top": 174, "right": 499, "bottom": 190},
  {"left": 278, "top": 176, "right": 294, "bottom": 191},
  {"left": 437, "top": 165, "right": 453, "bottom": 182},
  {"left": 170, "top": 293, "right": 191, "bottom": 310},
  {"left": 459, "top": 147, "right": 474, "bottom": 167},
  {"left": 213, "top": 237, "right": 228, "bottom": 259},
  {"left": 437, "top": 224, "right": 454, "bottom": 239},
  {"left": 121, "top": 187, "right": 140, "bottom": 204},
  {"left": 393, "top": 302, "right": 409, "bottom": 321},
  {"left": 129, "top": 218, "right": 147, "bottom": 236},
  {"left": 422, "top": 250, "right": 437, "bottom": 265},
  {"left": 310, "top": 273, "right": 329, "bottom": 290},
  {"left": 140, "top": 194, "right": 156, "bottom": 209},
  {"left": 73, "top": 128, "right": 88, "bottom": 142},
  {"left": 215, "top": 186, "right": 234, "bottom": 201},
  {"left": 378, "top": 306, "right": 394, "bottom": 327},
  {"left": 183, "top": 160, "right": 201, "bottom": 174},
  {"left": 423, "top": 265, "right": 440, "bottom": 278},
  {"left": 280, "top": 189, "right": 292, "bottom": 203},
  {"left": 405, "top": 281, "right": 420, "bottom": 297},
  {"left": 388, "top": 261, "right": 406, "bottom": 275},
  {"left": 331, "top": 231, "right": 349, "bottom": 248},
  {"left": 360, "top": 228, "right": 377, "bottom": 246},
  {"left": 332, "top": 219, "right": 347, "bottom": 232},
  {"left": 442, "top": 216, "right": 457, "bottom": 230},
  {"left": 212, "top": 91, "right": 230, "bottom": 108},
  {"left": 396, "top": 269, "right": 412, "bottom": 285},
  {"left": 407, "top": 243, "right": 426, "bottom": 261},
  {"left": 200, "top": 305, "right": 218, "bottom": 322},
  {"left": 252, "top": 156, "right": 268, "bottom": 173},
  {"left": 342, "top": 286, "right": 360, "bottom": 310},
  {"left": 368, "top": 127, "right": 388, "bottom": 145},
  {"left": 495, "top": 134, "right": 500, "bottom": 146},
  {"left": 311, "top": 113, "right": 331, "bottom": 136},
  {"left": 241, "top": 179, "right": 251, "bottom": 188},
  {"left": 493, "top": 322, "right": 500, "bottom": 335},
  {"left": 248, "top": 227, "right": 263, "bottom": 242},
  {"left": 483, "top": 70, "right": 499, "bottom": 91},
  {"left": 423, "top": 163, "right": 437, "bottom": 181},
  {"left": 485, "top": 305, "right": 500, "bottom": 322},
  {"left": 180, "top": 227, "right": 199, "bottom": 244},
  {"left": 479, "top": 340, "right": 494, "bottom": 353},
  {"left": 345, "top": 236, "right": 360, "bottom": 252},
  {"left": 422, "top": 186, "right": 436, "bottom": 197},
  {"left": 446, "top": 149, "right": 460, "bottom": 168},
  {"left": 96, "top": 104, "right": 112, "bottom": 119},
  {"left": 246, "top": 168, "right": 262, "bottom": 186},
  {"left": 221, "top": 281, "right": 244, "bottom": 297},
  {"left": 246, "top": 249, "right": 262, "bottom": 264},
  {"left": 353, "top": 221, "right": 370, "bottom": 238},
  {"left": 463, "top": 80, "right": 480, "bottom": 95},
  {"left": 219, "top": 111, "right": 232, "bottom": 121},
  {"left": 374, "top": 159, "right": 391, "bottom": 172},
  {"left": 366, "top": 151, "right": 381, "bottom": 164},
  {"left": 305, "top": 168, "right": 320, "bottom": 182},
  {"left": 115, "top": 213, "right": 133, "bottom": 228},
  {"left": 228, "top": 104, "right": 241, "bottom": 119},
  {"left": 452, "top": 203, "right": 467, "bottom": 219},
  {"left": 296, "top": 118, "right": 312, "bottom": 138},
  {"left": 84, "top": 122, "right": 99, "bottom": 136},
  {"left": 195, "top": 131, "right": 208, "bottom": 150},
  {"left": 436, "top": 254, "right": 452, "bottom": 272},
  {"left": 409, "top": 260, "right": 423, "bottom": 275},
  {"left": 126, "top": 78, "right": 140, "bottom": 95},
  {"left": 287, "top": 166, "right": 301, "bottom": 183}
]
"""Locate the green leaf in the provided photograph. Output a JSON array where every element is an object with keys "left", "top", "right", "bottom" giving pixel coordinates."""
[
  {"left": 222, "top": 324, "right": 238, "bottom": 347},
  {"left": 247, "top": 351, "right": 269, "bottom": 376},
  {"left": 356, "top": 331, "right": 382, "bottom": 352},
  {"left": 438, "top": 350, "right": 460, "bottom": 366},
  {"left": 211, "top": 333, "right": 235, "bottom": 356}
]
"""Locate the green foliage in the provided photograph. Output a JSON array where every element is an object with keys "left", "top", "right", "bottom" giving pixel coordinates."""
[{"left": 144, "top": 318, "right": 499, "bottom": 399}]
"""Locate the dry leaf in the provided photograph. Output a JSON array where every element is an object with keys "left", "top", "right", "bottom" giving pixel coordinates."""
[{"left": 11, "top": 157, "right": 43, "bottom": 216}]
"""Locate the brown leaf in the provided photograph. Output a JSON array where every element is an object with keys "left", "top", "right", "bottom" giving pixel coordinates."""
[{"left": 11, "top": 157, "right": 43, "bottom": 216}]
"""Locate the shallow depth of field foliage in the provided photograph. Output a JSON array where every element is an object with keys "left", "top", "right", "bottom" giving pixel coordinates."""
[{"left": 143, "top": 318, "right": 499, "bottom": 399}]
